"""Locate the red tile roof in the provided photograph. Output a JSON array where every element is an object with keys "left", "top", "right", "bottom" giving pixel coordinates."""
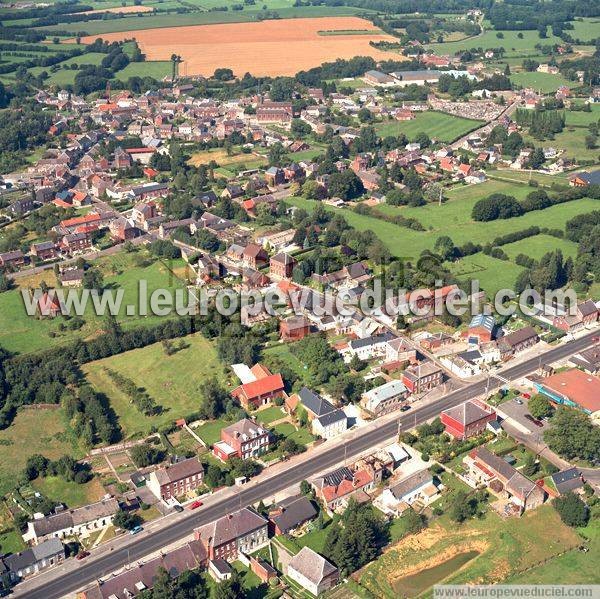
[{"left": 233, "top": 373, "right": 284, "bottom": 401}]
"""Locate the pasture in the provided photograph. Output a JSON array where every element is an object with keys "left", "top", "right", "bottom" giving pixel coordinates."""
[
  {"left": 83, "top": 334, "right": 226, "bottom": 438},
  {"left": 502, "top": 234, "right": 579, "bottom": 262},
  {"left": 77, "top": 16, "right": 398, "bottom": 77},
  {"left": 375, "top": 111, "right": 482, "bottom": 143},
  {"left": 0, "top": 409, "right": 84, "bottom": 497},
  {"left": 569, "top": 18, "right": 600, "bottom": 43},
  {"left": 565, "top": 105, "right": 600, "bottom": 127},
  {"left": 426, "top": 28, "right": 563, "bottom": 57},
  {"left": 509, "top": 71, "right": 578, "bottom": 94}
]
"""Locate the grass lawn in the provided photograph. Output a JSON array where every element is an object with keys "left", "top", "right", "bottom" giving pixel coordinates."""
[
  {"left": 255, "top": 405, "right": 286, "bottom": 425},
  {"left": 565, "top": 105, "right": 600, "bottom": 127},
  {"left": 272, "top": 422, "right": 314, "bottom": 446},
  {"left": 0, "top": 529, "right": 26, "bottom": 555},
  {"left": 32, "top": 475, "right": 105, "bottom": 509},
  {"left": 448, "top": 252, "right": 525, "bottom": 296},
  {"left": 509, "top": 71, "right": 578, "bottom": 94},
  {"left": 502, "top": 234, "right": 579, "bottom": 262},
  {"left": 195, "top": 419, "right": 229, "bottom": 446},
  {"left": 358, "top": 505, "right": 581, "bottom": 598},
  {"left": 426, "top": 28, "right": 563, "bottom": 57},
  {"left": 263, "top": 342, "right": 310, "bottom": 385},
  {"left": 506, "top": 516, "right": 600, "bottom": 584},
  {"left": 83, "top": 334, "right": 225, "bottom": 438},
  {"left": 0, "top": 409, "right": 83, "bottom": 496},
  {"left": 374, "top": 111, "right": 482, "bottom": 143}
]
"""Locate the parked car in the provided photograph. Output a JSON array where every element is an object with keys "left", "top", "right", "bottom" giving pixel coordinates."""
[
  {"left": 522, "top": 393, "right": 531, "bottom": 400},
  {"left": 400, "top": 405, "right": 411, "bottom": 412},
  {"left": 130, "top": 525, "right": 143, "bottom": 535},
  {"left": 524, "top": 414, "right": 543, "bottom": 427},
  {"left": 188, "top": 500, "right": 203, "bottom": 510},
  {"left": 514, "top": 397, "right": 524, "bottom": 405},
  {"left": 76, "top": 551, "right": 90, "bottom": 561},
  {"left": 173, "top": 504, "right": 184, "bottom": 513}
]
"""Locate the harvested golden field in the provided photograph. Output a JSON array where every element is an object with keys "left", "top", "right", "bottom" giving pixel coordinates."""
[
  {"left": 80, "top": 17, "right": 400, "bottom": 76},
  {"left": 80, "top": 5, "right": 154, "bottom": 14}
]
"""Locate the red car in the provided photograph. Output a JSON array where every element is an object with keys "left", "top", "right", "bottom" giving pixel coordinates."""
[
  {"left": 76, "top": 551, "right": 90, "bottom": 561},
  {"left": 188, "top": 500, "right": 203, "bottom": 510},
  {"left": 522, "top": 393, "right": 531, "bottom": 400}
]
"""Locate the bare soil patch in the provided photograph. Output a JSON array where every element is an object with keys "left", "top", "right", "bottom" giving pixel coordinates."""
[{"left": 79, "top": 16, "right": 401, "bottom": 76}]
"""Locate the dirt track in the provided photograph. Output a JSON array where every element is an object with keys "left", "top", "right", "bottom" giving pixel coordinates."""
[{"left": 79, "top": 16, "right": 400, "bottom": 76}]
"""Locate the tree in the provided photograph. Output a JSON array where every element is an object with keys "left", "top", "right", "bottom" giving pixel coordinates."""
[
  {"left": 358, "top": 107, "right": 374, "bottom": 123},
  {"left": 302, "top": 179, "right": 327, "bottom": 200},
  {"left": 300, "top": 479, "right": 312, "bottom": 497},
  {"left": 328, "top": 170, "right": 364, "bottom": 201},
  {"left": 553, "top": 492, "right": 589, "bottom": 527},
  {"left": 198, "top": 379, "right": 228, "bottom": 420},
  {"left": 82, "top": 268, "right": 104, "bottom": 290},
  {"left": 113, "top": 509, "right": 142, "bottom": 531},
  {"left": 130, "top": 443, "right": 165, "bottom": 468},
  {"left": 448, "top": 490, "right": 472, "bottom": 523},
  {"left": 0, "top": 273, "right": 13, "bottom": 293},
  {"left": 291, "top": 118, "right": 311, "bottom": 137},
  {"left": 528, "top": 395, "right": 553, "bottom": 420},
  {"left": 403, "top": 508, "right": 426, "bottom": 534},
  {"left": 522, "top": 454, "right": 539, "bottom": 477},
  {"left": 214, "top": 571, "right": 244, "bottom": 599}
]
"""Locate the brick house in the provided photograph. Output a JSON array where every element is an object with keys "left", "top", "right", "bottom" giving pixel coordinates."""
[
  {"left": 401, "top": 362, "right": 443, "bottom": 395},
  {"left": 146, "top": 457, "right": 204, "bottom": 501},
  {"left": 0, "top": 249, "right": 25, "bottom": 268},
  {"left": 30, "top": 241, "right": 58, "bottom": 261},
  {"left": 441, "top": 400, "right": 497, "bottom": 440},
  {"left": 280, "top": 315, "right": 312, "bottom": 341},
  {"left": 213, "top": 418, "right": 270, "bottom": 461},
  {"left": 270, "top": 252, "right": 296, "bottom": 279},
  {"left": 194, "top": 507, "right": 269, "bottom": 561},
  {"left": 498, "top": 326, "right": 539, "bottom": 358},
  {"left": 231, "top": 365, "right": 285, "bottom": 410},
  {"left": 242, "top": 244, "right": 268, "bottom": 269},
  {"left": 61, "top": 232, "right": 91, "bottom": 253},
  {"left": 312, "top": 465, "right": 374, "bottom": 512}
]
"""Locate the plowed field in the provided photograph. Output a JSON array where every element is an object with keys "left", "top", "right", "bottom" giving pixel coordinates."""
[{"left": 79, "top": 16, "right": 400, "bottom": 76}]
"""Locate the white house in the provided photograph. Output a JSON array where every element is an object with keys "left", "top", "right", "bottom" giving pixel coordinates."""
[
  {"left": 23, "top": 499, "right": 119, "bottom": 544},
  {"left": 361, "top": 380, "right": 409, "bottom": 416},
  {"left": 312, "top": 409, "right": 347, "bottom": 440},
  {"left": 374, "top": 470, "right": 440, "bottom": 516},
  {"left": 287, "top": 547, "right": 339, "bottom": 596}
]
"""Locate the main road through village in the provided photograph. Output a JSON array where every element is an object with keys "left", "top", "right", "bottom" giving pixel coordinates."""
[{"left": 17, "top": 330, "right": 599, "bottom": 599}]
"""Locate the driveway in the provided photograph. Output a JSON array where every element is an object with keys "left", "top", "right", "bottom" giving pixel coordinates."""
[{"left": 499, "top": 396, "right": 549, "bottom": 436}]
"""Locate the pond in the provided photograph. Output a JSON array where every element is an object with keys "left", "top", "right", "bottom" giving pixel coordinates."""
[{"left": 393, "top": 550, "right": 481, "bottom": 597}]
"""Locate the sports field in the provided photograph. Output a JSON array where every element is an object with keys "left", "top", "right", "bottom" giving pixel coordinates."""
[
  {"left": 374, "top": 111, "right": 482, "bottom": 143},
  {"left": 77, "top": 17, "right": 398, "bottom": 76}
]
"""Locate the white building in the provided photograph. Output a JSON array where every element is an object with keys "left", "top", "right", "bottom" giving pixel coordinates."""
[
  {"left": 287, "top": 547, "right": 339, "bottom": 596},
  {"left": 361, "top": 380, "right": 408, "bottom": 416}
]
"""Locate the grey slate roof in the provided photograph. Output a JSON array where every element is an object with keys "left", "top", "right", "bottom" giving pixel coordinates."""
[
  {"left": 390, "top": 469, "right": 433, "bottom": 499},
  {"left": 551, "top": 468, "right": 584, "bottom": 495},
  {"left": 288, "top": 546, "right": 338, "bottom": 585},
  {"left": 269, "top": 495, "right": 317, "bottom": 533},
  {"left": 298, "top": 387, "right": 336, "bottom": 417}
]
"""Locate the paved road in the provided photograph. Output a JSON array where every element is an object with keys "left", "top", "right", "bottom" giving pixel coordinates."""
[{"left": 16, "top": 330, "right": 598, "bottom": 599}]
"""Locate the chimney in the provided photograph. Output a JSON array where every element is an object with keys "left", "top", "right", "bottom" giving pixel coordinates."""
[{"left": 227, "top": 513, "right": 233, "bottom": 520}]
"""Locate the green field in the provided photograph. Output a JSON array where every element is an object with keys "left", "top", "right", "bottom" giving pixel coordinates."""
[
  {"left": 426, "top": 28, "right": 563, "bottom": 57},
  {"left": 115, "top": 60, "right": 172, "bottom": 81},
  {"left": 0, "top": 409, "right": 83, "bottom": 496},
  {"left": 448, "top": 252, "right": 525, "bottom": 295},
  {"left": 0, "top": 252, "right": 189, "bottom": 355},
  {"left": 569, "top": 18, "right": 600, "bottom": 43},
  {"left": 285, "top": 190, "right": 598, "bottom": 271},
  {"left": 525, "top": 127, "right": 600, "bottom": 161},
  {"left": 375, "top": 111, "right": 482, "bottom": 143},
  {"left": 510, "top": 71, "right": 578, "bottom": 93},
  {"left": 565, "top": 105, "right": 600, "bottom": 127},
  {"left": 502, "top": 234, "right": 579, "bottom": 262},
  {"left": 506, "top": 516, "right": 600, "bottom": 584},
  {"left": 83, "top": 334, "right": 225, "bottom": 438}
]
